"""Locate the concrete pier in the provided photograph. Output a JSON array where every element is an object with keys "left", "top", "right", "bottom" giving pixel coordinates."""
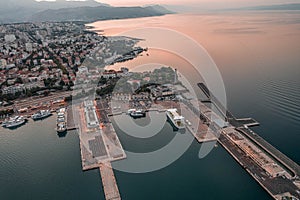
[
  {"left": 181, "top": 104, "right": 217, "bottom": 143},
  {"left": 99, "top": 162, "right": 121, "bottom": 200},
  {"left": 197, "top": 82, "right": 300, "bottom": 200},
  {"left": 66, "top": 106, "right": 77, "bottom": 131}
]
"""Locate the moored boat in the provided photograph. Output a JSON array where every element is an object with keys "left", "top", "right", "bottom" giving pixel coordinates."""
[
  {"left": 56, "top": 108, "right": 67, "bottom": 133},
  {"left": 166, "top": 109, "right": 185, "bottom": 130},
  {"left": 31, "top": 110, "right": 52, "bottom": 120},
  {"left": 5, "top": 116, "right": 27, "bottom": 129},
  {"left": 128, "top": 109, "right": 146, "bottom": 118}
]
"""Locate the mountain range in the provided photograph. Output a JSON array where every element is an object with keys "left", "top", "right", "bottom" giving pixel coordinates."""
[{"left": 0, "top": 0, "right": 173, "bottom": 23}]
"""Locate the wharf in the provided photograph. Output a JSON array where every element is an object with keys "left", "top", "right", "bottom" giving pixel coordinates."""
[
  {"left": 235, "top": 118, "right": 260, "bottom": 127},
  {"left": 237, "top": 127, "right": 300, "bottom": 178},
  {"left": 197, "top": 82, "right": 300, "bottom": 199},
  {"left": 99, "top": 162, "right": 121, "bottom": 200},
  {"left": 218, "top": 133, "right": 300, "bottom": 199},
  {"left": 66, "top": 106, "right": 77, "bottom": 131},
  {"left": 181, "top": 104, "right": 217, "bottom": 143}
]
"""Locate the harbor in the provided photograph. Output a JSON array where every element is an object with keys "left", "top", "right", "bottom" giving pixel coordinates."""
[
  {"left": 75, "top": 79, "right": 299, "bottom": 200},
  {"left": 0, "top": 70, "right": 299, "bottom": 200},
  {"left": 1, "top": 84, "right": 299, "bottom": 200}
]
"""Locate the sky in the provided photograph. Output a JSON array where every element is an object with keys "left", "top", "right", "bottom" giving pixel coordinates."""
[
  {"left": 93, "top": 0, "right": 300, "bottom": 7},
  {"left": 34, "top": 0, "right": 300, "bottom": 9}
]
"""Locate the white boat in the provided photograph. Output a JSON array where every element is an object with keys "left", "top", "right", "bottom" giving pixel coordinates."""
[
  {"left": 56, "top": 108, "right": 67, "bottom": 133},
  {"left": 130, "top": 109, "right": 146, "bottom": 118},
  {"left": 1, "top": 122, "right": 7, "bottom": 127},
  {"left": 166, "top": 109, "right": 185, "bottom": 129},
  {"left": 57, "top": 122, "right": 67, "bottom": 133},
  {"left": 31, "top": 110, "right": 52, "bottom": 120},
  {"left": 127, "top": 109, "right": 136, "bottom": 114},
  {"left": 5, "top": 116, "right": 26, "bottom": 129}
]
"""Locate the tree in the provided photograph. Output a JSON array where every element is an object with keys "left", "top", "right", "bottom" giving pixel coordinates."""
[
  {"left": 15, "top": 77, "right": 23, "bottom": 84},
  {"left": 59, "top": 80, "right": 65, "bottom": 86}
]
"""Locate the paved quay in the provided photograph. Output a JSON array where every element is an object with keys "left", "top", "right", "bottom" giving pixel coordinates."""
[
  {"left": 218, "top": 133, "right": 300, "bottom": 199},
  {"left": 197, "top": 82, "right": 300, "bottom": 200},
  {"left": 99, "top": 162, "right": 121, "bottom": 200},
  {"left": 181, "top": 104, "right": 218, "bottom": 143},
  {"left": 66, "top": 106, "right": 77, "bottom": 131},
  {"left": 75, "top": 99, "right": 126, "bottom": 200},
  {"left": 237, "top": 127, "right": 300, "bottom": 178}
]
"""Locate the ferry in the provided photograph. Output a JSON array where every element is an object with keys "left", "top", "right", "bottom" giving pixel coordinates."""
[
  {"left": 56, "top": 108, "right": 67, "bottom": 133},
  {"left": 166, "top": 109, "right": 185, "bottom": 130},
  {"left": 31, "top": 110, "right": 52, "bottom": 120},
  {"left": 4, "top": 116, "right": 27, "bottom": 129}
]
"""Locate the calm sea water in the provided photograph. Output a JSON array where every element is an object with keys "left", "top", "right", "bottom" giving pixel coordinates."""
[{"left": 1, "top": 12, "right": 300, "bottom": 200}]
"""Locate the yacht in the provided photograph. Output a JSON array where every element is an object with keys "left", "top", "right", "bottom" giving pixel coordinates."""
[{"left": 166, "top": 109, "right": 185, "bottom": 130}]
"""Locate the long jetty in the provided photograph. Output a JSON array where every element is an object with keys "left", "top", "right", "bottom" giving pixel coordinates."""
[
  {"left": 198, "top": 82, "right": 300, "bottom": 177},
  {"left": 197, "top": 82, "right": 300, "bottom": 200},
  {"left": 99, "top": 162, "right": 121, "bottom": 200}
]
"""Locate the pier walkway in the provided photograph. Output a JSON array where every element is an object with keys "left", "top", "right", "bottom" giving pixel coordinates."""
[{"left": 99, "top": 162, "right": 121, "bottom": 200}]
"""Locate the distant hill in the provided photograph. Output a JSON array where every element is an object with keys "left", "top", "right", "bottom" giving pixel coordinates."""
[
  {"left": 236, "top": 3, "right": 300, "bottom": 11},
  {"left": 144, "top": 5, "right": 174, "bottom": 14},
  {"left": 30, "top": 5, "right": 174, "bottom": 22},
  {"left": 0, "top": 1, "right": 173, "bottom": 23},
  {"left": 0, "top": 0, "right": 109, "bottom": 23}
]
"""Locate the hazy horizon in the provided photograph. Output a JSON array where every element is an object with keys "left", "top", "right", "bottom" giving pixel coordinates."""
[
  {"left": 34, "top": 0, "right": 300, "bottom": 9},
  {"left": 102, "top": 0, "right": 300, "bottom": 9}
]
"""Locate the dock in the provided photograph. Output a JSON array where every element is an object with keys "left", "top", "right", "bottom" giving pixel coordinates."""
[
  {"left": 181, "top": 104, "right": 218, "bottom": 143},
  {"left": 197, "top": 82, "right": 300, "bottom": 200},
  {"left": 73, "top": 99, "right": 126, "bottom": 200},
  {"left": 66, "top": 106, "right": 77, "bottom": 131},
  {"left": 99, "top": 162, "right": 121, "bottom": 200},
  {"left": 235, "top": 118, "right": 260, "bottom": 127},
  {"left": 237, "top": 127, "right": 300, "bottom": 178}
]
